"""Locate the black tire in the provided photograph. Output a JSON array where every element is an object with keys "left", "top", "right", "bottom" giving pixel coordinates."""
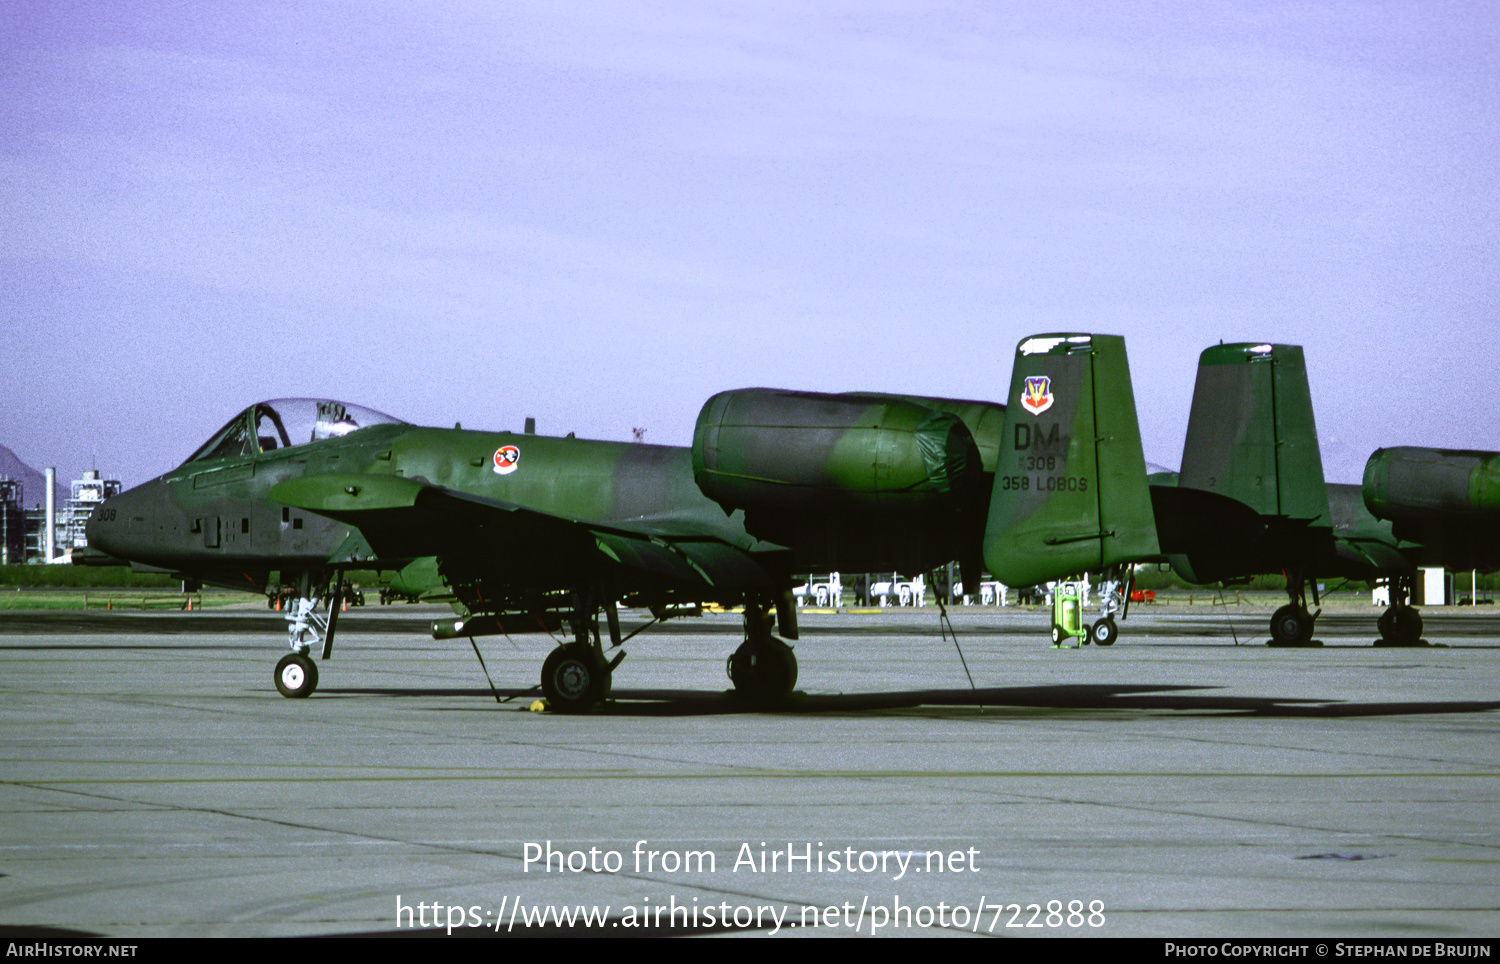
[
  {"left": 1387, "top": 605, "right": 1423, "bottom": 644},
  {"left": 541, "top": 645, "right": 610, "bottom": 713},
  {"left": 1270, "top": 605, "right": 1313, "bottom": 644},
  {"left": 1090, "top": 618, "right": 1119, "bottom": 647},
  {"left": 1051, "top": 625, "right": 1063, "bottom": 645},
  {"left": 275, "top": 653, "right": 318, "bottom": 698},
  {"left": 728, "top": 637, "right": 797, "bottom": 702}
]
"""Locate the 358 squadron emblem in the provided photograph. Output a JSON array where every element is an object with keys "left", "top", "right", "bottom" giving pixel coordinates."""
[
  {"left": 1020, "top": 375, "right": 1054, "bottom": 415},
  {"left": 493, "top": 445, "right": 520, "bottom": 475}
]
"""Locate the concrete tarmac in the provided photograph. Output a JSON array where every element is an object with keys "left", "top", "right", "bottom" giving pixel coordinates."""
[{"left": 1, "top": 604, "right": 1497, "bottom": 938}]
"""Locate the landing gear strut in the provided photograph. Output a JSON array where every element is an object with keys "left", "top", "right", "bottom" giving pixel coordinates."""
[
  {"left": 1268, "top": 568, "right": 1320, "bottom": 647},
  {"left": 727, "top": 596, "right": 798, "bottom": 702},
  {"left": 1376, "top": 575, "right": 1425, "bottom": 647}
]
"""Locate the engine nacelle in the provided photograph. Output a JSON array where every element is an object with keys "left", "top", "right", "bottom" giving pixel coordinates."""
[
  {"left": 842, "top": 392, "right": 1008, "bottom": 473},
  {"left": 1363, "top": 446, "right": 1500, "bottom": 522},
  {"left": 692, "top": 388, "right": 983, "bottom": 516}
]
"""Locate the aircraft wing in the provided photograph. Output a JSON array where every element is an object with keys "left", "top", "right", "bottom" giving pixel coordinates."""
[{"left": 268, "top": 473, "right": 781, "bottom": 593}]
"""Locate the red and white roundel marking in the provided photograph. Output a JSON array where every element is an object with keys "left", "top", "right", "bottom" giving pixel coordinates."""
[{"left": 492, "top": 445, "right": 520, "bottom": 475}]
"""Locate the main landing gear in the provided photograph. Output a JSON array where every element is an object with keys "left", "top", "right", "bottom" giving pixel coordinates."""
[
  {"left": 1268, "top": 568, "right": 1320, "bottom": 647},
  {"left": 1375, "top": 575, "right": 1426, "bottom": 647},
  {"left": 534, "top": 588, "right": 799, "bottom": 711},
  {"left": 540, "top": 589, "right": 625, "bottom": 714},
  {"left": 540, "top": 645, "right": 613, "bottom": 711},
  {"left": 273, "top": 572, "right": 345, "bottom": 697},
  {"left": 727, "top": 594, "right": 798, "bottom": 703}
]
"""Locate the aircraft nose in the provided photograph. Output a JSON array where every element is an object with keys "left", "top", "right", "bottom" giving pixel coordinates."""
[{"left": 85, "top": 484, "right": 146, "bottom": 561}]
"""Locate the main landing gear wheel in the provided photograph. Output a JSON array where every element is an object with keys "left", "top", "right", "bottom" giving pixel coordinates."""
[
  {"left": 1269, "top": 605, "right": 1315, "bottom": 646},
  {"left": 1377, "top": 605, "right": 1424, "bottom": 646},
  {"left": 728, "top": 637, "right": 797, "bottom": 702},
  {"left": 1090, "top": 618, "right": 1118, "bottom": 647},
  {"left": 274, "top": 653, "right": 318, "bottom": 698},
  {"left": 541, "top": 645, "right": 612, "bottom": 713}
]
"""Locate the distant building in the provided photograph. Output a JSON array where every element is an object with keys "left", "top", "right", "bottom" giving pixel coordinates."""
[
  {"left": 63, "top": 470, "right": 121, "bottom": 554},
  {"left": 0, "top": 478, "right": 22, "bottom": 565},
  {"left": 3, "top": 469, "right": 122, "bottom": 563},
  {"left": 22, "top": 505, "right": 61, "bottom": 563}
]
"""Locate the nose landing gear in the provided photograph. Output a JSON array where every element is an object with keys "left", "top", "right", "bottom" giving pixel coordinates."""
[{"left": 272, "top": 572, "right": 344, "bottom": 697}]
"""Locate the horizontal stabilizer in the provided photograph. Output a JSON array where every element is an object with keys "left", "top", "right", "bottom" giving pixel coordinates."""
[{"left": 1149, "top": 484, "right": 1265, "bottom": 554}]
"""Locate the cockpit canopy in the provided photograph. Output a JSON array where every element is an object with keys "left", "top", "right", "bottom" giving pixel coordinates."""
[{"left": 184, "top": 399, "right": 406, "bottom": 465}]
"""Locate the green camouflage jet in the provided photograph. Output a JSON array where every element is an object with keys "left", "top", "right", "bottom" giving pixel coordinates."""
[
  {"left": 89, "top": 335, "right": 1480, "bottom": 698},
  {"left": 85, "top": 391, "right": 1003, "bottom": 709}
]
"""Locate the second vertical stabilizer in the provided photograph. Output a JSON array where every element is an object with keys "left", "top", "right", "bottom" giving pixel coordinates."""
[{"left": 1178, "top": 343, "right": 1330, "bottom": 525}]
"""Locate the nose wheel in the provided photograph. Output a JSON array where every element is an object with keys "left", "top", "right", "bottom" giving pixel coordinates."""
[
  {"left": 272, "top": 573, "right": 342, "bottom": 697},
  {"left": 275, "top": 652, "right": 319, "bottom": 698}
]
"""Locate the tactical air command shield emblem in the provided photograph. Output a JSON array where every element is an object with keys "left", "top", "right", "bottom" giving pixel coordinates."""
[
  {"left": 1021, "top": 375, "right": 1054, "bottom": 415},
  {"left": 493, "top": 445, "right": 520, "bottom": 475}
]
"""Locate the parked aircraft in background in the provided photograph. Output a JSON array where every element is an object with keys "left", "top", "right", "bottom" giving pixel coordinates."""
[
  {"left": 1360, "top": 445, "right": 1500, "bottom": 625},
  {"left": 1362, "top": 446, "right": 1500, "bottom": 570}
]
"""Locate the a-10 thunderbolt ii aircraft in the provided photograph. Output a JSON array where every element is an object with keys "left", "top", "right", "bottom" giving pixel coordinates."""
[
  {"left": 92, "top": 332, "right": 1484, "bottom": 704},
  {"left": 984, "top": 337, "right": 1500, "bottom": 647},
  {"left": 86, "top": 387, "right": 1016, "bottom": 710}
]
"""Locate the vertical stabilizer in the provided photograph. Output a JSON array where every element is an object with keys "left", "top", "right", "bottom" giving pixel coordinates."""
[
  {"left": 982, "top": 334, "right": 1159, "bottom": 586},
  {"left": 1179, "top": 344, "right": 1330, "bottom": 525}
]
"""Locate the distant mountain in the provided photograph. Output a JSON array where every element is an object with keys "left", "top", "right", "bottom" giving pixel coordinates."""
[{"left": 0, "top": 444, "right": 69, "bottom": 508}]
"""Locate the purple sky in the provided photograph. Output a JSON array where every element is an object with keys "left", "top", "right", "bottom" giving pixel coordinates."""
[{"left": 4, "top": 2, "right": 1497, "bottom": 489}]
